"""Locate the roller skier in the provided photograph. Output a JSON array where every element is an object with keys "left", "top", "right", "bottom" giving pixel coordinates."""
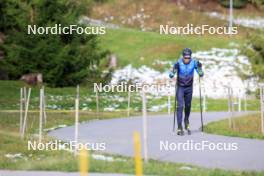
[{"left": 169, "top": 48, "right": 204, "bottom": 136}]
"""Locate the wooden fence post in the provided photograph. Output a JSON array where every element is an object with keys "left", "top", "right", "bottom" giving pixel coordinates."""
[
  {"left": 42, "top": 86, "right": 47, "bottom": 125},
  {"left": 39, "top": 88, "right": 43, "bottom": 143},
  {"left": 95, "top": 89, "right": 99, "bottom": 116},
  {"left": 21, "top": 88, "right": 31, "bottom": 138},
  {"left": 75, "top": 85, "right": 80, "bottom": 156},
  {"left": 141, "top": 91, "right": 148, "bottom": 163},
  {"left": 128, "top": 90, "right": 131, "bottom": 117},
  {"left": 227, "top": 87, "right": 231, "bottom": 112},
  {"left": 238, "top": 89, "right": 241, "bottom": 112},
  {"left": 227, "top": 87, "right": 232, "bottom": 128},
  {"left": 231, "top": 87, "right": 235, "bottom": 129},
  {"left": 260, "top": 87, "right": 264, "bottom": 134},
  {"left": 23, "top": 87, "right": 27, "bottom": 112},
  {"left": 19, "top": 88, "right": 24, "bottom": 134},
  {"left": 244, "top": 94, "right": 247, "bottom": 112}
]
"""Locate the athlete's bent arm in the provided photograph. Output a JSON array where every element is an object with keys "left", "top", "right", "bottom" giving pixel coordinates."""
[{"left": 169, "top": 62, "right": 179, "bottom": 78}]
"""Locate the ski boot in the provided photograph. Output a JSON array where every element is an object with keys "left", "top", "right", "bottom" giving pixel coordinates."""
[
  {"left": 185, "top": 124, "right": 191, "bottom": 135},
  {"left": 177, "top": 127, "right": 184, "bottom": 136}
]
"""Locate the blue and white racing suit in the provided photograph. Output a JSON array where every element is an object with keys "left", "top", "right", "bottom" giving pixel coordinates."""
[{"left": 169, "top": 57, "right": 204, "bottom": 129}]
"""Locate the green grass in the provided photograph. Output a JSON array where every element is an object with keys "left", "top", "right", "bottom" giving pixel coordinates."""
[
  {"left": 0, "top": 80, "right": 260, "bottom": 112},
  {"left": 99, "top": 28, "right": 243, "bottom": 68},
  {"left": 205, "top": 114, "right": 264, "bottom": 140},
  {"left": 0, "top": 111, "right": 135, "bottom": 134},
  {"left": 0, "top": 80, "right": 144, "bottom": 111},
  {"left": 1, "top": 111, "right": 264, "bottom": 175}
]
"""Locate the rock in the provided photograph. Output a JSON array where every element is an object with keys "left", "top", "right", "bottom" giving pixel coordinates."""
[
  {"left": 20, "top": 73, "right": 43, "bottom": 86},
  {"left": 180, "top": 166, "right": 193, "bottom": 170}
]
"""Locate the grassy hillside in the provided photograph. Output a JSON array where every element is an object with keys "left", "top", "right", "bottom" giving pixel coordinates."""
[
  {"left": 91, "top": 0, "right": 262, "bottom": 31},
  {"left": 92, "top": 0, "right": 260, "bottom": 70},
  {"left": 99, "top": 28, "right": 243, "bottom": 68}
]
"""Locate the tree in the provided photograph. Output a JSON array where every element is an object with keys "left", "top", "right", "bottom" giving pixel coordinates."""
[
  {"left": 244, "top": 32, "right": 264, "bottom": 82},
  {"left": 249, "top": 0, "right": 264, "bottom": 8},
  {"left": 0, "top": 0, "right": 108, "bottom": 87}
]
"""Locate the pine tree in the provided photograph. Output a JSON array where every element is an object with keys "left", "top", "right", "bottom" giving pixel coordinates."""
[{"left": 0, "top": 0, "right": 108, "bottom": 87}]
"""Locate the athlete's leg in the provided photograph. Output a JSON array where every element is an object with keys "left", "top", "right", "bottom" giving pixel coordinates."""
[
  {"left": 176, "top": 86, "right": 184, "bottom": 130},
  {"left": 184, "top": 85, "right": 193, "bottom": 129}
]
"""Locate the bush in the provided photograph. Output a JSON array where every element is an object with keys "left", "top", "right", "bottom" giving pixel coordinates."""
[
  {"left": 249, "top": 0, "right": 264, "bottom": 7},
  {"left": 243, "top": 32, "right": 264, "bottom": 82},
  {"left": 219, "top": 0, "right": 248, "bottom": 8}
]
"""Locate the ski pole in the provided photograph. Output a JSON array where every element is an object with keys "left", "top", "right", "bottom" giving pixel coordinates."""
[
  {"left": 173, "top": 71, "right": 178, "bottom": 132},
  {"left": 173, "top": 78, "right": 177, "bottom": 133},
  {"left": 199, "top": 76, "right": 204, "bottom": 131}
]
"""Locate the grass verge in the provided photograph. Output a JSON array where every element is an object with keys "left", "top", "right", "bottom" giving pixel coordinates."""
[{"left": 205, "top": 113, "right": 264, "bottom": 140}]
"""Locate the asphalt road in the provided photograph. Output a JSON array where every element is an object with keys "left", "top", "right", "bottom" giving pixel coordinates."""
[{"left": 49, "top": 111, "right": 264, "bottom": 171}]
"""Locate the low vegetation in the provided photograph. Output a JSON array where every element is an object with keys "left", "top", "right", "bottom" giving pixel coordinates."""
[{"left": 205, "top": 113, "right": 264, "bottom": 140}]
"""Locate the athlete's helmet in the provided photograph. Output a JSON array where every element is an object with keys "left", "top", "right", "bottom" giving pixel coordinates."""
[{"left": 182, "top": 48, "right": 192, "bottom": 58}]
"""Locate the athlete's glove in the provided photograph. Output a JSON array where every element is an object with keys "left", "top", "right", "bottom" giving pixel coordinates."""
[
  {"left": 197, "top": 61, "right": 202, "bottom": 68},
  {"left": 169, "top": 71, "right": 175, "bottom": 78},
  {"left": 174, "top": 63, "right": 179, "bottom": 70},
  {"left": 197, "top": 61, "right": 204, "bottom": 77},
  {"left": 198, "top": 69, "right": 204, "bottom": 77},
  {"left": 169, "top": 63, "right": 179, "bottom": 78}
]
